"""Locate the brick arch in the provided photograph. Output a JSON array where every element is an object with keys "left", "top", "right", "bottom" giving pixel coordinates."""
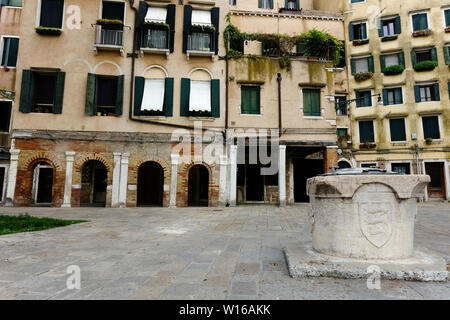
[
  {"left": 128, "top": 157, "right": 170, "bottom": 184},
  {"left": 180, "top": 161, "right": 216, "bottom": 207},
  {"left": 24, "top": 153, "right": 62, "bottom": 171},
  {"left": 74, "top": 154, "right": 113, "bottom": 174}
]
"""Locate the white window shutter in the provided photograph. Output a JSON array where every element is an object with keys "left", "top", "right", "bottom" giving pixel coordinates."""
[
  {"left": 189, "top": 80, "right": 211, "bottom": 112},
  {"left": 141, "top": 79, "right": 165, "bottom": 112},
  {"left": 192, "top": 10, "right": 212, "bottom": 26},
  {"left": 145, "top": 7, "right": 168, "bottom": 23}
]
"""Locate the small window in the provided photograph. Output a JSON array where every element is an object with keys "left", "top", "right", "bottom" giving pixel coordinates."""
[
  {"left": 335, "top": 96, "right": 347, "bottom": 116},
  {"left": 411, "top": 12, "right": 428, "bottom": 32},
  {"left": 229, "top": 0, "right": 237, "bottom": 6},
  {"left": 416, "top": 49, "right": 432, "bottom": 63},
  {"left": 391, "top": 163, "right": 411, "bottom": 175},
  {"left": 351, "top": 0, "right": 365, "bottom": 3},
  {"left": 241, "top": 86, "right": 260, "bottom": 115},
  {"left": 382, "top": 19, "right": 395, "bottom": 36},
  {"left": 96, "top": 76, "right": 118, "bottom": 115},
  {"left": 5, "top": 0, "right": 22, "bottom": 7},
  {"left": 189, "top": 80, "right": 211, "bottom": 114},
  {"left": 383, "top": 87, "right": 403, "bottom": 105},
  {"left": 32, "top": 72, "right": 57, "bottom": 113},
  {"left": 258, "top": 0, "right": 273, "bottom": 9},
  {"left": 361, "top": 163, "right": 377, "bottom": 168},
  {"left": 355, "top": 90, "right": 372, "bottom": 108},
  {"left": 1, "top": 37, "right": 19, "bottom": 67},
  {"left": 354, "top": 57, "right": 369, "bottom": 73},
  {"left": 39, "top": 0, "right": 64, "bottom": 29},
  {"left": 102, "top": 1, "right": 125, "bottom": 21},
  {"left": 351, "top": 22, "right": 368, "bottom": 40},
  {"left": 337, "top": 128, "right": 348, "bottom": 137},
  {"left": 303, "top": 88, "right": 321, "bottom": 117},
  {"left": 422, "top": 116, "right": 440, "bottom": 140},
  {"left": 445, "top": 9, "right": 450, "bottom": 27},
  {"left": 0, "top": 101, "right": 12, "bottom": 133},
  {"left": 389, "top": 118, "right": 406, "bottom": 142},
  {"left": 416, "top": 84, "right": 439, "bottom": 102},
  {"left": 359, "top": 120, "right": 375, "bottom": 143},
  {"left": 285, "top": 0, "right": 300, "bottom": 9},
  {"left": 384, "top": 54, "right": 399, "bottom": 67}
]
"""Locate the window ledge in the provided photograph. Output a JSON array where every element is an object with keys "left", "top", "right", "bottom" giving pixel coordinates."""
[
  {"left": 94, "top": 44, "right": 124, "bottom": 56},
  {"left": 391, "top": 142, "right": 408, "bottom": 145},
  {"left": 186, "top": 50, "right": 215, "bottom": 61},
  {"left": 303, "top": 116, "right": 324, "bottom": 119},
  {"left": 140, "top": 48, "right": 169, "bottom": 58},
  {"left": 139, "top": 116, "right": 167, "bottom": 120},
  {"left": 188, "top": 117, "right": 215, "bottom": 121}
]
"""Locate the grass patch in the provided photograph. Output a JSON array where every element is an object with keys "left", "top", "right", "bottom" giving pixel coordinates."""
[{"left": 0, "top": 214, "right": 87, "bottom": 236}]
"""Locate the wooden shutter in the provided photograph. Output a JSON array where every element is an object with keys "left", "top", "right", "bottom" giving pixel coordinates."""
[
  {"left": 85, "top": 73, "right": 96, "bottom": 116},
  {"left": 380, "top": 55, "right": 386, "bottom": 71},
  {"left": 422, "top": 116, "right": 439, "bottom": 140},
  {"left": 361, "top": 23, "right": 367, "bottom": 39},
  {"left": 411, "top": 50, "right": 416, "bottom": 66},
  {"left": 390, "top": 119, "right": 406, "bottom": 142},
  {"left": 134, "top": 76, "right": 145, "bottom": 116},
  {"left": 394, "top": 16, "right": 401, "bottom": 34},
  {"left": 164, "top": 77, "right": 174, "bottom": 117},
  {"left": 368, "top": 56, "right": 374, "bottom": 73},
  {"left": 414, "top": 85, "right": 421, "bottom": 103},
  {"left": 395, "top": 88, "right": 403, "bottom": 104},
  {"left": 210, "top": 79, "right": 220, "bottom": 118},
  {"left": 433, "top": 83, "right": 440, "bottom": 101},
  {"left": 182, "top": 5, "right": 192, "bottom": 53},
  {"left": 53, "top": 71, "right": 65, "bottom": 114},
  {"left": 382, "top": 89, "right": 388, "bottom": 106},
  {"left": 444, "top": 46, "right": 450, "bottom": 65},
  {"left": 166, "top": 4, "right": 176, "bottom": 53},
  {"left": 398, "top": 51, "right": 405, "bottom": 67},
  {"left": 269, "top": 0, "right": 274, "bottom": 9},
  {"left": 350, "top": 58, "right": 356, "bottom": 75},
  {"left": 136, "top": 1, "right": 148, "bottom": 49},
  {"left": 349, "top": 23, "right": 354, "bottom": 41},
  {"left": 378, "top": 19, "right": 384, "bottom": 37},
  {"left": 359, "top": 121, "right": 374, "bottom": 143},
  {"left": 355, "top": 91, "right": 361, "bottom": 108},
  {"left": 303, "top": 89, "right": 311, "bottom": 115},
  {"left": 180, "top": 78, "right": 190, "bottom": 116},
  {"left": 115, "top": 75, "right": 124, "bottom": 116},
  {"left": 431, "top": 48, "right": 437, "bottom": 62},
  {"left": 19, "top": 69, "right": 33, "bottom": 113},
  {"left": 211, "top": 7, "right": 220, "bottom": 55}
]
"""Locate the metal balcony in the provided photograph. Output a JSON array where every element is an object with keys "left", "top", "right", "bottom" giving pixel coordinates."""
[{"left": 93, "top": 25, "right": 124, "bottom": 56}]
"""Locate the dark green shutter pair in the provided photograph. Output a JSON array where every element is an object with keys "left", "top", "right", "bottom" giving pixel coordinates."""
[
  {"left": 303, "top": 89, "right": 321, "bottom": 116},
  {"left": 133, "top": 77, "right": 174, "bottom": 117},
  {"left": 241, "top": 86, "right": 261, "bottom": 115},
  {"left": 382, "top": 88, "right": 403, "bottom": 105},
  {"left": 356, "top": 91, "right": 372, "bottom": 108},
  {"left": 19, "top": 69, "right": 65, "bottom": 114},
  {"left": 350, "top": 56, "right": 373, "bottom": 75},
  {"left": 180, "top": 78, "right": 220, "bottom": 118},
  {"left": 359, "top": 121, "right": 374, "bottom": 143},
  {"left": 414, "top": 84, "right": 440, "bottom": 102},
  {"left": 85, "top": 73, "right": 124, "bottom": 116},
  {"left": 380, "top": 52, "right": 405, "bottom": 71},
  {"left": 349, "top": 22, "right": 367, "bottom": 40},
  {"left": 389, "top": 119, "right": 406, "bottom": 142}
]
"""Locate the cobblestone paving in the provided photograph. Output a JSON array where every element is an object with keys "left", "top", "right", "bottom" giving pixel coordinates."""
[{"left": 0, "top": 203, "right": 448, "bottom": 300}]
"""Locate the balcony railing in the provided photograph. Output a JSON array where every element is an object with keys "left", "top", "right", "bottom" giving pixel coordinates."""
[
  {"left": 188, "top": 32, "right": 213, "bottom": 52},
  {"left": 142, "top": 29, "right": 168, "bottom": 50},
  {"left": 94, "top": 25, "right": 123, "bottom": 47}
]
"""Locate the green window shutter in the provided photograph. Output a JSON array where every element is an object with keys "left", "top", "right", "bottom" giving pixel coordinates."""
[
  {"left": 445, "top": 9, "right": 450, "bottom": 27},
  {"left": 303, "top": 89, "right": 320, "bottom": 116},
  {"left": 166, "top": 4, "right": 176, "bottom": 53},
  {"left": 182, "top": 5, "right": 192, "bottom": 53},
  {"left": 361, "top": 23, "right": 367, "bottom": 39},
  {"left": 422, "top": 14, "right": 428, "bottom": 30},
  {"left": 303, "top": 89, "right": 311, "bottom": 115},
  {"left": 433, "top": 83, "right": 440, "bottom": 101},
  {"left": 368, "top": 56, "right": 374, "bottom": 73},
  {"left": 444, "top": 46, "right": 450, "bottom": 65},
  {"left": 380, "top": 55, "right": 386, "bottom": 71},
  {"left": 269, "top": 0, "right": 273, "bottom": 9},
  {"left": 395, "top": 88, "right": 403, "bottom": 104},
  {"left": 164, "top": 77, "right": 174, "bottom": 117},
  {"left": 390, "top": 119, "right": 406, "bottom": 142},
  {"left": 258, "top": 0, "right": 263, "bottom": 8},
  {"left": 398, "top": 51, "right": 405, "bottom": 67},
  {"left": 349, "top": 23, "right": 354, "bottom": 41},
  {"left": 180, "top": 78, "right": 190, "bottom": 116},
  {"left": 19, "top": 69, "right": 33, "bottom": 113},
  {"left": 285, "top": 0, "right": 288, "bottom": 8},
  {"left": 295, "top": 0, "right": 300, "bottom": 9},
  {"left": 210, "top": 79, "right": 220, "bottom": 118},
  {"left": 412, "top": 15, "right": 419, "bottom": 31},
  {"left": 414, "top": 85, "right": 421, "bottom": 103},
  {"left": 378, "top": 19, "right": 383, "bottom": 37},
  {"left": 359, "top": 121, "right": 374, "bottom": 143},
  {"left": 1, "top": 37, "right": 19, "bottom": 67},
  {"left": 53, "top": 71, "right": 65, "bottom": 114},
  {"left": 365, "top": 91, "right": 372, "bottom": 107},
  {"left": 350, "top": 58, "right": 356, "bottom": 75},
  {"left": 394, "top": 16, "right": 401, "bottom": 34},
  {"left": 448, "top": 82, "right": 450, "bottom": 99},
  {"left": 382, "top": 89, "right": 388, "bottom": 105},
  {"left": 241, "top": 86, "right": 260, "bottom": 115},
  {"left": 115, "top": 75, "right": 124, "bottom": 116},
  {"left": 85, "top": 73, "right": 96, "bottom": 116},
  {"left": 211, "top": 7, "right": 220, "bottom": 55},
  {"left": 411, "top": 50, "right": 416, "bottom": 66},
  {"left": 134, "top": 76, "right": 145, "bottom": 116},
  {"left": 431, "top": 47, "right": 437, "bottom": 62}
]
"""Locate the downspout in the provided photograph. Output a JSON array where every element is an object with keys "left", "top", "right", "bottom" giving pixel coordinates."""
[
  {"left": 277, "top": 73, "right": 282, "bottom": 138},
  {"left": 127, "top": 0, "right": 224, "bottom": 135}
]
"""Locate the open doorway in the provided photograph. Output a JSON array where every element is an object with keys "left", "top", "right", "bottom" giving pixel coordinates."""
[
  {"left": 32, "top": 162, "right": 54, "bottom": 205},
  {"left": 188, "top": 165, "right": 209, "bottom": 207},
  {"left": 81, "top": 160, "right": 107, "bottom": 207},
  {"left": 0, "top": 167, "right": 5, "bottom": 202},
  {"left": 294, "top": 159, "right": 324, "bottom": 203},
  {"left": 425, "top": 162, "right": 446, "bottom": 200},
  {"left": 137, "top": 161, "right": 164, "bottom": 207}
]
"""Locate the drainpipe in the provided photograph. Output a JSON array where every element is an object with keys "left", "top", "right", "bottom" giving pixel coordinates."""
[
  {"left": 126, "top": 0, "right": 224, "bottom": 135},
  {"left": 277, "top": 73, "right": 282, "bottom": 138}
]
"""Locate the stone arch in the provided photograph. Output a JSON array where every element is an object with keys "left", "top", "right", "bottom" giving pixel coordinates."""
[
  {"left": 63, "top": 58, "right": 94, "bottom": 73},
  {"left": 93, "top": 60, "right": 123, "bottom": 75},
  {"left": 75, "top": 154, "right": 113, "bottom": 174},
  {"left": 142, "top": 65, "right": 169, "bottom": 78},
  {"left": 187, "top": 67, "right": 213, "bottom": 80},
  {"left": 182, "top": 161, "right": 215, "bottom": 207},
  {"left": 24, "top": 153, "right": 62, "bottom": 171},
  {"left": 338, "top": 158, "right": 352, "bottom": 169}
]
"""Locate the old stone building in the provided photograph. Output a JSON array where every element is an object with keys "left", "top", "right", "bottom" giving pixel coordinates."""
[
  {"left": 341, "top": 0, "right": 450, "bottom": 200},
  {"left": 4, "top": 0, "right": 344, "bottom": 208},
  {"left": 0, "top": 0, "right": 22, "bottom": 204}
]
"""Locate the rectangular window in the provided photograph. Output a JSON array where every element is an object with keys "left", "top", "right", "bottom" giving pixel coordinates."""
[
  {"left": 384, "top": 87, "right": 403, "bottom": 105},
  {"left": 192, "top": 10, "right": 212, "bottom": 26},
  {"left": 0, "top": 101, "right": 12, "bottom": 132},
  {"left": 337, "top": 128, "right": 348, "bottom": 137},
  {"left": 5, "top": 0, "right": 22, "bottom": 7},
  {"left": 229, "top": 0, "right": 237, "bottom": 6},
  {"left": 102, "top": 1, "right": 125, "bottom": 21},
  {"left": 96, "top": 76, "right": 118, "bottom": 115},
  {"left": 422, "top": 116, "right": 440, "bottom": 140},
  {"left": 351, "top": 0, "right": 365, "bottom": 3},
  {"left": 411, "top": 12, "right": 428, "bottom": 32},
  {"left": 383, "top": 20, "right": 395, "bottom": 36},
  {"left": 380, "top": 16, "right": 401, "bottom": 37},
  {"left": 445, "top": 9, "right": 450, "bottom": 27},
  {"left": 40, "top": 0, "right": 64, "bottom": 29},
  {"left": 389, "top": 118, "right": 406, "bottom": 142},
  {"left": 189, "top": 80, "right": 211, "bottom": 113},
  {"left": 335, "top": 96, "right": 347, "bottom": 116},
  {"left": 416, "top": 50, "right": 432, "bottom": 63},
  {"left": 361, "top": 163, "right": 377, "bottom": 168},
  {"left": 351, "top": 22, "right": 368, "bottom": 40},
  {"left": 141, "top": 79, "right": 165, "bottom": 113},
  {"left": 1, "top": 37, "right": 19, "bottom": 67},
  {"left": 391, "top": 163, "right": 411, "bottom": 174},
  {"left": 384, "top": 54, "right": 399, "bottom": 67},
  {"left": 303, "top": 89, "right": 321, "bottom": 116},
  {"left": 286, "top": 0, "right": 299, "bottom": 9},
  {"left": 355, "top": 57, "right": 369, "bottom": 73},
  {"left": 258, "top": 0, "right": 273, "bottom": 9},
  {"left": 241, "top": 86, "right": 260, "bottom": 115},
  {"left": 416, "top": 84, "right": 440, "bottom": 102},
  {"left": 359, "top": 120, "right": 375, "bottom": 143},
  {"left": 356, "top": 90, "right": 372, "bottom": 108},
  {"left": 32, "top": 72, "right": 57, "bottom": 113}
]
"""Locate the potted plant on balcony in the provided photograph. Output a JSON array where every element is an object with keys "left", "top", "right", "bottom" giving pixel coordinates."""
[
  {"left": 191, "top": 24, "right": 215, "bottom": 33},
  {"left": 382, "top": 65, "right": 405, "bottom": 75},
  {"left": 412, "top": 29, "right": 432, "bottom": 37},
  {"left": 425, "top": 137, "right": 433, "bottom": 145},
  {"left": 352, "top": 39, "right": 369, "bottom": 46},
  {"left": 144, "top": 21, "right": 169, "bottom": 31},
  {"left": 96, "top": 19, "right": 124, "bottom": 27},
  {"left": 35, "top": 26, "right": 63, "bottom": 36},
  {"left": 354, "top": 72, "right": 374, "bottom": 82},
  {"left": 360, "top": 141, "right": 376, "bottom": 149},
  {"left": 413, "top": 60, "right": 438, "bottom": 72},
  {"left": 381, "top": 35, "right": 398, "bottom": 42}
]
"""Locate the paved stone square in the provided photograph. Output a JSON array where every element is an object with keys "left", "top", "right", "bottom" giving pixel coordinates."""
[{"left": 0, "top": 203, "right": 448, "bottom": 300}]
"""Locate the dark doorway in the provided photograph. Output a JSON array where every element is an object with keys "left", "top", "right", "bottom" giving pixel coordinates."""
[
  {"left": 33, "top": 162, "right": 53, "bottom": 205},
  {"left": 425, "top": 162, "right": 446, "bottom": 199},
  {"left": 338, "top": 160, "right": 351, "bottom": 169},
  {"left": 294, "top": 159, "right": 324, "bottom": 203},
  {"left": 246, "top": 164, "right": 265, "bottom": 202},
  {"left": 0, "top": 167, "right": 5, "bottom": 202},
  {"left": 81, "top": 160, "right": 108, "bottom": 207},
  {"left": 137, "top": 161, "right": 164, "bottom": 207},
  {"left": 188, "top": 165, "right": 209, "bottom": 207}
]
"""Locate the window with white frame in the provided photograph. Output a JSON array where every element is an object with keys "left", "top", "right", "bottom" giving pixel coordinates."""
[
  {"left": 189, "top": 80, "right": 211, "bottom": 112},
  {"left": 411, "top": 11, "right": 429, "bottom": 32},
  {"left": 259, "top": 0, "right": 273, "bottom": 9},
  {"left": 39, "top": 0, "right": 64, "bottom": 29}
]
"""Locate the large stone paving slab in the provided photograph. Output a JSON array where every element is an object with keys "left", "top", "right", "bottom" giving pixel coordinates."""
[{"left": 0, "top": 204, "right": 448, "bottom": 300}]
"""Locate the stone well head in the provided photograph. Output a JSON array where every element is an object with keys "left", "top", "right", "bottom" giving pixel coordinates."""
[{"left": 307, "top": 169, "right": 430, "bottom": 260}]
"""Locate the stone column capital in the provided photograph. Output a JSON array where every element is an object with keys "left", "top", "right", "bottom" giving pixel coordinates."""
[
  {"left": 10, "top": 149, "right": 20, "bottom": 160},
  {"left": 171, "top": 154, "right": 180, "bottom": 164}
]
